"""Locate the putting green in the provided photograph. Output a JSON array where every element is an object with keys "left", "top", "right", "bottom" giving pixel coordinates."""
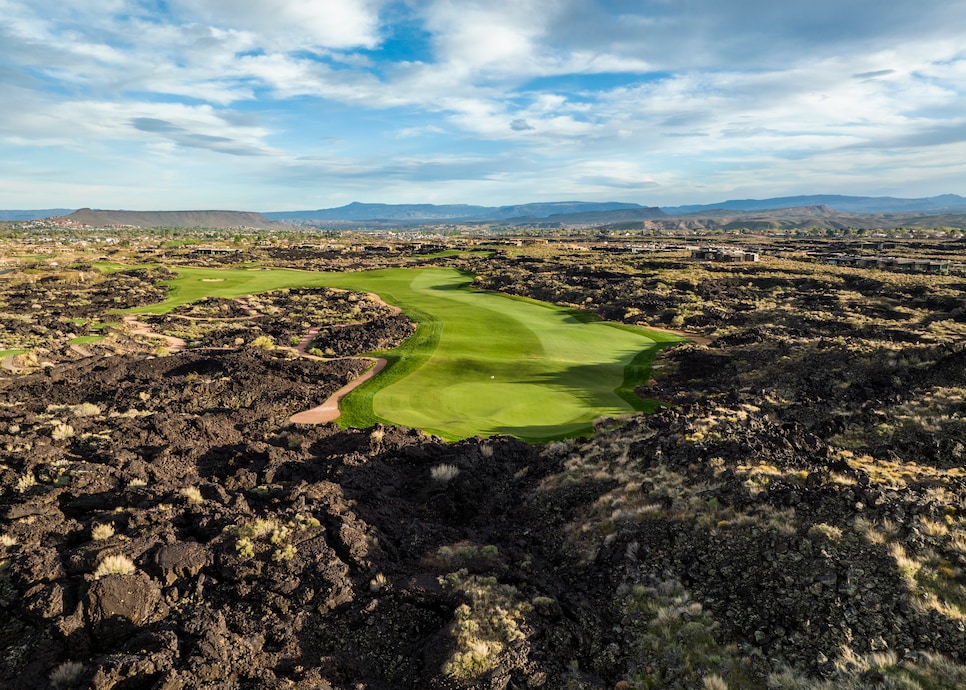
[{"left": 125, "top": 265, "right": 681, "bottom": 441}]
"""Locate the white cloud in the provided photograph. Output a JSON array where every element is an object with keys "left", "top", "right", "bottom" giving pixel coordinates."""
[
  {"left": 168, "top": 0, "right": 385, "bottom": 51},
  {"left": 422, "top": 0, "right": 548, "bottom": 70},
  {"left": 4, "top": 0, "right": 966, "bottom": 208}
]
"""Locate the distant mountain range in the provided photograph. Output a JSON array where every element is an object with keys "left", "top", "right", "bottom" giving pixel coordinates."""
[
  {"left": 662, "top": 194, "right": 966, "bottom": 215},
  {"left": 266, "top": 194, "right": 966, "bottom": 223},
  {"left": 37, "top": 208, "right": 279, "bottom": 229},
  {"left": 3, "top": 194, "right": 966, "bottom": 227},
  {"left": 263, "top": 201, "right": 647, "bottom": 222},
  {"left": 0, "top": 209, "right": 74, "bottom": 221}
]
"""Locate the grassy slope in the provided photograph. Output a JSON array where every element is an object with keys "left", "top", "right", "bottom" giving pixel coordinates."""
[{"left": 125, "top": 265, "right": 681, "bottom": 441}]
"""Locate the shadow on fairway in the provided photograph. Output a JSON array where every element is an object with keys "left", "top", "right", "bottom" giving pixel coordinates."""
[{"left": 456, "top": 353, "right": 669, "bottom": 442}]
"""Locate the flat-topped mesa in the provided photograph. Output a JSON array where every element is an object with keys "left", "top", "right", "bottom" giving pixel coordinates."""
[{"left": 62, "top": 208, "right": 279, "bottom": 229}]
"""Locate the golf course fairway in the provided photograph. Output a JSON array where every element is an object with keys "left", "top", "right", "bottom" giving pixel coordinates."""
[
  {"left": 315, "top": 268, "right": 681, "bottom": 442},
  {"left": 129, "top": 265, "right": 681, "bottom": 441}
]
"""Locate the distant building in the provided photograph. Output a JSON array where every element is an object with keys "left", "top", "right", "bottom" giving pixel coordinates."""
[
  {"left": 821, "top": 254, "right": 950, "bottom": 275},
  {"left": 690, "top": 247, "right": 760, "bottom": 262},
  {"left": 193, "top": 247, "right": 242, "bottom": 255}
]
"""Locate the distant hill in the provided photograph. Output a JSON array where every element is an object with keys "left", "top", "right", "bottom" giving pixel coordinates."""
[
  {"left": 593, "top": 204, "right": 966, "bottom": 232},
  {"left": 496, "top": 207, "right": 667, "bottom": 227},
  {"left": 0, "top": 209, "right": 74, "bottom": 221},
  {"left": 662, "top": 194, "right": 966, "bottom": 215},
  {"left": 63, "top": 209, "right": 279, "bottom": 229},
  {"left": 5, "top": 194, "right": 966, "bottom": 229},
  {"left": 264, "top": 201, "right": 645, "bottom": 223}
]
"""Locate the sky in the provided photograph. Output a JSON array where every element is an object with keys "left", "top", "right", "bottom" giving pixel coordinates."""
[{"left": 2, "top": 1, "right": 966, "bottom": 211}]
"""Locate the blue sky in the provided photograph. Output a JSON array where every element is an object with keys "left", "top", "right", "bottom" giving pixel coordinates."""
[{"left": 2, "top": 0, "right": 966, "bottom": 211}]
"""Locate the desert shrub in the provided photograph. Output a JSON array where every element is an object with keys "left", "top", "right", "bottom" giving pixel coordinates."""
[
  {"left": 230, "top": 518, "right": 295, "bottom": 560},
  {"left": 431, "top": 542, "right": 500, "bottom": 567},
  {"left": 49, "top": 661, "right": 85, "bottom": 687},
  {"left": 235, "top": 538, "right": 255, "bottom": 559},
  {"left": 542, "top": 439, "right": 574, "bottom": 457},
  {"left": 272, "top": 544, "right": 296, "bottom": 562},
  {"left": 621, "top": 578, "right": 756, "bottom": 689},
  {"left": 440, "top": 570, "right": 530, "bottom": 680}
]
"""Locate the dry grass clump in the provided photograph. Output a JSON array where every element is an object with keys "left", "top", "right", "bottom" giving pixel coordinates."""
[
  {"left": 179, "top": 486, "right": 204, "bottom": 505},
  {"left": 431, "top": 463, "right": 460, "bottom": 484},
  {"left": 91, "top": 523, "right": 115, "bottom": 541},
  {"left": 50, "top": 422, "right": 75, "bottom": 441},
  {"left": 807, "top": 523, "right": 844, "bottom": 543},
  {"left": 369, "top": 572, "right": 388, "bottom": 592},
  {"left": 14, "top": 473, "right": 36, "bottom": 493},
  {"left": 49, "top": 661, "right": 85, "bottom": 687},
  {"left": 769, "top": 648, "right": 966, "bottom": 689},
  {"left": 69, "top": 402, "right": 102, "bottom": 418},
  {"left": 93, "top": 553, "right": 135, "bottom": 579}
]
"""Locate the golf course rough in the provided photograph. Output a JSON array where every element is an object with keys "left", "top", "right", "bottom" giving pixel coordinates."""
[{"left": 128, "top": 265, "right": 681, "bottom": 442}]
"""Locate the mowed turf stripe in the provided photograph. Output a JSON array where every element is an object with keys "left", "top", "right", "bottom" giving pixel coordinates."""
[{"left": 372, "top": 272, "right": 549, "bottom": 435}]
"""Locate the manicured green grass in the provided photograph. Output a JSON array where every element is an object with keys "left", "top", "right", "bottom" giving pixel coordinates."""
[
  {"left": 69, "top": 336, "right": 105, "bottom": 345},
  {"left": 128, "top": 265, "right": 681, "bottom": 441},
  {"left": 316, "top": 268, "right": 680, "bottom": 441},
  {"left": 0, "top": 349, "right": 27, "bottom": 357},
  {"left": 119, "top": 266, "right": 336, "bottom": 313}
]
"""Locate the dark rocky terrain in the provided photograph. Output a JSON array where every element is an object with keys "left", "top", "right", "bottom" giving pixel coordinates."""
[{"left": 2, "top": 242, "right": 966, "bottom": 688}]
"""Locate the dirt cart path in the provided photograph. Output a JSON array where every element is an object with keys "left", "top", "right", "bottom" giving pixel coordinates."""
[{"left": 290, "top": 357, "right": 388, "bottom": 424}]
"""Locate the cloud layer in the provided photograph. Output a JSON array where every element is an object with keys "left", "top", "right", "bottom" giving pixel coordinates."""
[{"left": 2, "top": 0, "right": 965, "bottom": 209}]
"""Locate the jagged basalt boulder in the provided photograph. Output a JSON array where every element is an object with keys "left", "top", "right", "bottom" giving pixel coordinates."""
[
  {"left": 153, "top": 541, "right": 211, "bottom": 587},
  {"left": 84, "top": 572, "right": 167, "bottom": 648}
]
